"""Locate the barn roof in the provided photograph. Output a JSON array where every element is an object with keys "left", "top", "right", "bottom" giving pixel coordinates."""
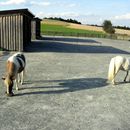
[
  {"left": 32, "top": 17, "right": 42, "bottom": 21},
  {"left": 0, "top": 8, "right": 34, "bottom": 18}
]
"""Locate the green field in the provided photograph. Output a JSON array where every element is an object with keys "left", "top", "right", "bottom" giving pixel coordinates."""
[
  {"left": 40, "top": 20, "right": 130, "bottom": 40},
  {"left": 41, "top": 23, "right": 107, "bottom": 38}
]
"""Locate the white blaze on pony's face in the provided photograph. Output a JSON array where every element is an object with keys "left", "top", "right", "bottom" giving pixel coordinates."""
[{"left": 2, "top": 52, "right": 26, "bottom": 96}]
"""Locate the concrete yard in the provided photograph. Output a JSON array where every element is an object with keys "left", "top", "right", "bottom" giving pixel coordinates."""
[{"left": 0, "top": 36, "right": 130, "bottom": 130}]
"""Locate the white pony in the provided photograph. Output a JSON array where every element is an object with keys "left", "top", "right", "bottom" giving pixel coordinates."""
[
  {"left": 2, "top": 52, "right": 26, "bottom": 96},
  {"left": 108, "top": 55, "right": 130, "bottom": 85}
]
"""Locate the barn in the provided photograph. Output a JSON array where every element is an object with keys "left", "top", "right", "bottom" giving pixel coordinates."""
[{"left": 0, "top": 9, "right": 34, "bottom": 51}]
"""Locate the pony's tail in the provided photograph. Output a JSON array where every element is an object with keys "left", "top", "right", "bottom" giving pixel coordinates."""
[{"left": 108, "top": 58, "right": 115, "bottom": 81}]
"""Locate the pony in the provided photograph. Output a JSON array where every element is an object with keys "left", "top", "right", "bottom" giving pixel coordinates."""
[
  {"left": 2, "top": 52, "right": 26, "bottom": 96},
  {"left": 108, "top": 55, "right": 130, "bottom": 85}
]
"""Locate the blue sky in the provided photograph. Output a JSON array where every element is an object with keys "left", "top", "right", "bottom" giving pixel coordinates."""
[{"left": 0, "top": 0, "right": 130, "bottom": 26}]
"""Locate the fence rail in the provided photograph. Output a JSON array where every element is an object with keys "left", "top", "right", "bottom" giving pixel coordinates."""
[{"left": 41, "top": 31, "right": 130, "bottom": 41}]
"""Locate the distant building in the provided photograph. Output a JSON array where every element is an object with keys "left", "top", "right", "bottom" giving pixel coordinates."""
[
  {"left": 0, "top": 8, "right": 34, "bottom": 51},
  {"left": 31, "top": 17, "right": 42, "bottom": 40}
]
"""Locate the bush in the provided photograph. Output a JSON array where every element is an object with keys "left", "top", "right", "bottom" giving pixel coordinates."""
[{"left": 102, "top": 20, "right": 115, "bottom": 34}]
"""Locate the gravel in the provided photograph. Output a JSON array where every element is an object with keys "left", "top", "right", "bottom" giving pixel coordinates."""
[{"left": 0, "top": 36, "right": 130, "bottom": 130}]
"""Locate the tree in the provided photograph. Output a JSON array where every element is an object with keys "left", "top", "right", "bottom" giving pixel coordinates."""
[{"left": 102, "top": 20, "right": 115, "bottom": 34}]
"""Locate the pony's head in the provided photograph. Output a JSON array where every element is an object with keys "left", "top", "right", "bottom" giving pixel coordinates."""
[{"left": 2, "top": 75, "right": 14, "bottom": 96}]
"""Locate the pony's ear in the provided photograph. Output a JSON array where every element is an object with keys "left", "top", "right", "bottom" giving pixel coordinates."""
[{"left": 2, "top": 77, "right": 5, "bottom": 80}]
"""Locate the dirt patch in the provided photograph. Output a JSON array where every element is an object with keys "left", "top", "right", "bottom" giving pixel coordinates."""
[{"left": 68, "top": 23, "right": 103, "bottom": 32}]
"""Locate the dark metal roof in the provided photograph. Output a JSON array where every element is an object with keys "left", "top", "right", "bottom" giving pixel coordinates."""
[
  {"left": 0, "top": 8, "right": 35, "bottom": 18},
  {"left": 32, "top": 17, "right": 42, "bottom": 21}
]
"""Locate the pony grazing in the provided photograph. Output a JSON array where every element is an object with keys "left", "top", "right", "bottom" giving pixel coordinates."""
[
  {"left": 108, "top": 55, "right": 130, "bottom": 85},
  {"left": 2, "top": 52, "right": 26, "bottom": 96}
]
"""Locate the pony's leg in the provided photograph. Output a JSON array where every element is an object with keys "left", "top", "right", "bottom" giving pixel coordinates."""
[
  {"left": 112, "top": 79, "right": 115, "bottom": 85},
  {"left": 112, "top": 67, "right": 120, "bottom": 85},
  {"left": 18, "top": 73, "right": 21, "bottom": 83},
  {"left": 21, "top": 69, "right": 25, "bottom": 85},
  {"left": 128, "top": 71, "right": 130, "bottom": 82},
  {"left": 15, "top": 74, "right": 19, "bottom": 90},
  {"left": 124, "top": 71, "right": 129, "bottom": 82}
]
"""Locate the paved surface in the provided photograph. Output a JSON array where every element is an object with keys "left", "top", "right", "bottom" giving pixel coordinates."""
[{"left": 0, "top": 36, "right": 130, "bottom": 130}]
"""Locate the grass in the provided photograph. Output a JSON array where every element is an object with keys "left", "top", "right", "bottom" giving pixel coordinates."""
[{"left": 41, "top": 23, "right": 107, "bottom": 38}]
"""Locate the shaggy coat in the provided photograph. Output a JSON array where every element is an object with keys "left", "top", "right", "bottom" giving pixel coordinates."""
[{"left": 108, "top": 55, "right": 130, "bottom": 85}]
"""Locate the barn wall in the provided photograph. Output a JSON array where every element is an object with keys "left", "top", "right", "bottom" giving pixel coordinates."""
[
  {"left": 0, "top": 14, "right": 23, "bottom": 51},
  {"left": 0, "top": 9, "right": 35, "bottom": 51}
]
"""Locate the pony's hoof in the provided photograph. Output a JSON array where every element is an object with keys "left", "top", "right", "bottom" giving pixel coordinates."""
[
  {"left": 124, "top": 80, "right": 128, "bottom": 83},
  {"left": 112, "top": 82, "right": 116, "bottom": 85},
  {"left": 5, "top": 92, "right": 14, "bottom": 97},
  {"left": 16, "top": 88, "right": 19, "bottom": 91}
]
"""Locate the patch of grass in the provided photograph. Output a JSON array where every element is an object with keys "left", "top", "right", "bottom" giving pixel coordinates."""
[{"left": 41, "top": 23, "right": 107, "bottom": 38}]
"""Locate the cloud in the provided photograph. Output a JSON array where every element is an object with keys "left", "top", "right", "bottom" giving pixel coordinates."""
[
  {"left": 108, "top": 13, "right": 130, "bottom": 26},
  {"left": 0, "top": 0, "right": 26, "bottom": 5},
  {"left": 36, "top": 12, "right": 79, "bottom": 19},
  {"left": 74, "top": 13, "right": 104, "bottom": 25},
  {"left": 36, "top": 11, "right": 105, "bottom": 25},
  {"left": 30, "top": 1, "right": 51, "bottom": 6},
  {"left": 36, "top": 10, "right": 130, "bottom": 26},
  {"left": 114, "top": 13, "right": 130, "bottom": 20},
  {"left": 67, "top": 3, "right": 76, "bottom": 8}
]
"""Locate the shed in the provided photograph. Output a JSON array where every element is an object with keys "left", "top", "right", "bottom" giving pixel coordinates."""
[
  {"left": 31, "top": 17, "right": 42, "bottom": 39},
  {"left": 0, "top": 9, "right": 34, "bottom": 51}
]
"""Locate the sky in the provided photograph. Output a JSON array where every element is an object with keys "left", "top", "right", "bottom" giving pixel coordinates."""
[{"left": 0, "top": 0, "right": 130, "bottom": 27}]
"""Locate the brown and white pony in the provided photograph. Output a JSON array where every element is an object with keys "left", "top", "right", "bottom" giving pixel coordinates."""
[{"left": 2, "top": 52, "right": 26, "bottom": 96}]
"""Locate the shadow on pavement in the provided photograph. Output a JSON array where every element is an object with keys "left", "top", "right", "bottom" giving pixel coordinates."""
[
  {"left": 15, "top": 78, "right": 108, "bottom": 96},
  {"left": 25, "top": 36, "right": 130, "bottom": 54},
  {"left": 42, "top": 36, "right": 101, "bottom": 44}
]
